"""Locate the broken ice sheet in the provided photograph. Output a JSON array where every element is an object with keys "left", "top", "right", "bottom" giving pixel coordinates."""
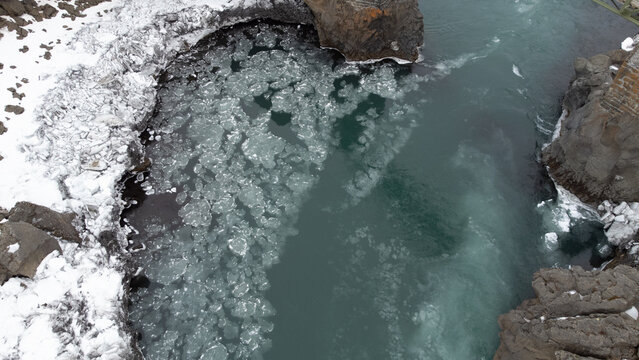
[{"left": 128, "top": 22, "right": 422, "bottom": 359}]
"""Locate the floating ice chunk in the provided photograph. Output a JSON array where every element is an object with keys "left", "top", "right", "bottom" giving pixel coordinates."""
[
  {"left": 7, "top": 243, "right": 19, "bottom": 254},
  {"left": 228, "top": 237, "right": 248, "bottom": 257},
  {"left": 512, "top": 65, "right": 524, "bottom": 79},
  {"left": 625, "top": 306, "right": 638, "bottom": 320},
  {"left": 622, "top": 37, "right": 635, "bottom": 51},
  {"left": 201, "top": 344, "right": 228, "bottom": 360},
  {"left": 613, "top": 201, "right": 629, "bottom": 215},
  {"left": 543, "top": 232, "right": 558, "bottom": 251},
  {"left": 241, "top": 132, "right": 285, "bottom": 169}
]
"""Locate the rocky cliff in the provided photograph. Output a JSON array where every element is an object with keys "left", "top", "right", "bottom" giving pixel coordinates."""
[
  {"left": 495, "top": 265, "right": 639, "bottom": 360},
  {"left": 542, "top": 47, "right": 639, "bottom": 205},
  {"left": 302, "top": 0, "right": 423, "bottom": 62}
]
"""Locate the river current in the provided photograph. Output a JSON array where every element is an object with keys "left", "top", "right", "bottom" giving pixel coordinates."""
[{"left": 127, "top": 1, "right": 636, "bottom": 359}]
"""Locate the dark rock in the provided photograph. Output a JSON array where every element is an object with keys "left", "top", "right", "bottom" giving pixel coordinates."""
[
  {"left": 0, "top": 221, "right": 62, "bottom": 284},
  {"left": 0, "top": 0, "right": 26, "bottom": 16},
  {"left": 7, "top": 87, "right": 25, "bottom": 100},
  {"left": 8, "top": 201, "right": 82, "bottom": 243},
  {"left": 0, "top": 207, "right": 8, "bottom": 219},
  {"left": 542, "top": 50, "right": 639, "bottom": 204},
  {"left": 303, "top": 0, "right": 423, "bottom": 62},
  {"left": 0, "top": 121, "right": 6, "bottom": 135},
  {"left": 495, "top": 265, "right": 639, "bottom": 360},
  {"left": 42, "top": 4, "right": 58, "bottom": 18},
  {"left": 607, "top": 48, "right": 632, "bottom": 65},
  {"left": 4, "top": 105, "right": 24, "bottom": 115}
]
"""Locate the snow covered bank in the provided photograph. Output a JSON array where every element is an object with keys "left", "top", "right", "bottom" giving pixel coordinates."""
[{"left": 0, "top": 0, "right": 311, "bottom": 358}]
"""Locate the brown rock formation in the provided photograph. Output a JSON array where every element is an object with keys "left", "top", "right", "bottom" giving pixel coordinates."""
[
  {"left": 542, "top": 49, "right": 639, "bottom": 205},
  {"left": 302, "top": 0, "right": 424, "bottom": 62},
  {"left": 8, "top": 201, "right": 82, "bottom": 243},
  {"left": 0, "top": 221, "right": 62, "bottom": 284},
  {"left": 495, "top": 265, "right": 639, "bottom": 360}
]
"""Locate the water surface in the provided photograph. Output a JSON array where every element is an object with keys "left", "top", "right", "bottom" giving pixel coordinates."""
[{"left": 128, "top": 2, "right": 635, "bottom": 359}]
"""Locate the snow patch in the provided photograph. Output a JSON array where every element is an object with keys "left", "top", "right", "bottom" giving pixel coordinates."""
[
  {"left": 7, "top": 243, "right": 19, "bottom": 254},
  {"left": 622, "top": 37, "right": 635, "bottom": 52},
  {"left": 625, "top": 306, "right": 638, "bottom": 320}
]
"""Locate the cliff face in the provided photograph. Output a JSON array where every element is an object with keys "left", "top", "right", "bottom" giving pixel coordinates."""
[
  {"left": 542, "top": 48, "right": 639, "bottom": 205},
  {"left": 302, "top": 0, "right": 424, "bottom": 62},
  {"left": 495, "top": 265, "right": 639, "bottom": 360}
]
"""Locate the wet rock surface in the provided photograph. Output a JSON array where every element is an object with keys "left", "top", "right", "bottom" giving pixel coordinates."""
[
  {"left": 495, "top": 265, "right": 639, "bottom": 360},
  {"left": 303, "top": 0, "right": 423, "bottom": 62},
  {"left": 542, "top": 48, "right": 639, "bottom": 205}
]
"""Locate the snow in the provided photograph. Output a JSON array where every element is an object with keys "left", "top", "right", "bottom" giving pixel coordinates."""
[
  {"left": 7, "top": 243, "right": 19, "bottom": 254},
  {"left": 622, "top": 36, "right": 635, "bottom": 52},
  {"left": 543, "top": 232, "right": 558, "bottom": 251},
  {"left": 625, "top": 306, "right": 638, "bottom": 320},
  {"left": 0, "top": 0, "right": 310, "bottom": 358},
  {"left": 0, "top": 245, "right": 125, "bottom": 359}
]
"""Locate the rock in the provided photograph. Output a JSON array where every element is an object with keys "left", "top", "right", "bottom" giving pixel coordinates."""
[
  {"left": 554, "top": 351, "right": 604, "bottom": 360},
  {"left": 4, "top": 105, "right": 24, "bottom": 115},
  {"left": 0, "top": 207, "right": 8, "bottom": 219},
  {"left": 302, "top": 0, "right": 424, "bottom": 62},
  {"left": 495, "top": 265, "right": 639, "bottom": 360},
  {"left": 543, "top": 49, "right": 639, "bottom": 204},
  {"left": 8, "top": 201, "right": 82, "bottom": 243},
  {"left": 607, "top": 48, "right": 632, "bottom": 65},
  {"left": 0, "top": 0, "right": 26, "bottom": 16},
  {"left": 0, "top": 221, "right": 62, "bottom": 284},
  {"left": 0, "top": 120, "right": 6, "bottom": 135},
  {"left": 41, "top": 4, "right": 58, "bottom": 18}
]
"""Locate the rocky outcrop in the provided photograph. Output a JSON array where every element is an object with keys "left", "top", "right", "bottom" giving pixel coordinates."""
[
  {"left": 303, "top": 0, "right": 423, "bottom": 62},
  {"left": 542, "top": 48, "right": 639, "bottom": 205},
  {"left": 7, "top": 201, "right": 82, "bottom": 243},
  {"left": 0, "top": 221, "right": 62, "bottom": 284},
  {"left": 495, "top": 265, "right": 639, "bottom": 360},
  {"left": 0, "top": 202, "right": 81, "bottom": 284}
]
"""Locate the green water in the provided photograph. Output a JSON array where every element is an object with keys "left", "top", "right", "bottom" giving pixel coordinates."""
[{"left": 128, "top": 1, "right": 636, "bottom": 358}]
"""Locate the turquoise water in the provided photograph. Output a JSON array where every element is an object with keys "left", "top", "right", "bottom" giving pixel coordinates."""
[{"left": 128, "top": 1, "right": 636, "bottom": 359}]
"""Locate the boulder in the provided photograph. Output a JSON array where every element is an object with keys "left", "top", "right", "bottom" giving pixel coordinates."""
[
  {"left": 0, "top": 0, "right": 26, "bottom": 17},
  {"left": 0, "top": 221, "right": 62, "bottom": 284},
  {"left": 495, "top": 265, "right": 639, "bottom": 360},
  {"left": 8, "top": 201, "right": 82, "bottom": 243},
  {"left": 543, "top": 50, "right": 639, "bottom": 205},
  {"left": 302, "top": 0, "right": 423, "bottom": 62}
]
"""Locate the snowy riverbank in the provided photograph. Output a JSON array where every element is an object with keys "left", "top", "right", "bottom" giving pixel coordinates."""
[{"left": 0, "top": 0, "right": 311, "bottom": 358}]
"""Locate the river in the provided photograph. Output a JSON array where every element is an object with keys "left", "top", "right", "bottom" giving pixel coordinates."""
[{"left": 127, "top": 1, "right": 636, "bottom": 358}]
